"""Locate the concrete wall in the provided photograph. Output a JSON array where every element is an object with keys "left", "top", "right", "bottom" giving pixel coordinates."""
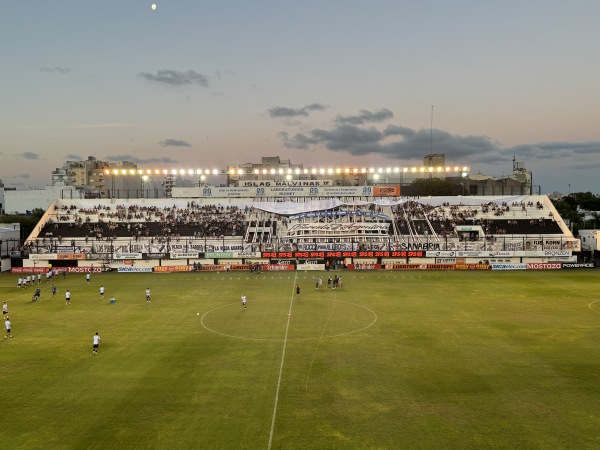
[{"left": 5, "top": 186, "right": 83, "bottom": 214}]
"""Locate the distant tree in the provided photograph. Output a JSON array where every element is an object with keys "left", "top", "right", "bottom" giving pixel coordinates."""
[
  {"left": 409, "top": 178, "right": 454, "bottom": 196},
  {"left": 551, "top": 192, "right": 600, "bottom": 233}
]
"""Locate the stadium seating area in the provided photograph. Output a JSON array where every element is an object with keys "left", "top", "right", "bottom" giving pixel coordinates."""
[{"left": 24, "top": 195, "right": 570, "bottom": 255}]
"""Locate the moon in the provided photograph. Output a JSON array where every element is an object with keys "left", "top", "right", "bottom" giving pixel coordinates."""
[{"left": 151, "top": 3, "right": 157, "bottom": 10}]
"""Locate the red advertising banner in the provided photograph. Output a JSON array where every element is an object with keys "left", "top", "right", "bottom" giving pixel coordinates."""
[
  {"left": 261, "top": 250, "right": 424, "bottom": 259},
  {"left": 11, "top": 267, "right": 49, "bottom": 274}
]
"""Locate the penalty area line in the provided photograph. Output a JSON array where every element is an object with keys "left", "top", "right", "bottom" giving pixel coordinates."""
[{"left": 268, "top": 271, "right": 297, "bottom": 450}]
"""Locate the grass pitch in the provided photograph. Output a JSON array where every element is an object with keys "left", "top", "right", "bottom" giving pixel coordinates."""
[{"left": 1, "top": 269, "right": 600, "bottom": 449}]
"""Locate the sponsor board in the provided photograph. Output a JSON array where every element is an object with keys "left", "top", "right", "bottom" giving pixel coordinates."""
[
  {"left": 526, "top": 263, "right": 561, "bottom": 270},
  {"left": 352, "top": 263, "right": 380, "bottom": 270},
  {"left": 543, "top": 250, "right": 571, "bottom": 257},
  {"left": 117, "top": 267, "right": 153, "bottom": 273},
  {"left": 146, "top": 253, "right": 168, "bottom": 259},
  {"left": 170, "top": 251, "right": 200, "bottom": 259},
  {"left": 297, "top": 264, "right": 325, "bottom": 271},
  {"left": 205, "top": 252, "right": 234, "bottom": 259},
  {"left": 154, "top": 265, "right": 193, "bottom": 272},
  {"left": 436, "top": 258, "right": 456, "bottom": 264},
  {"left": 113, "top": 253, "right": 143, "bottom": 260},
  {"left": 491, "top": 264, "right": 527, "bottom": 270},
  {"left": 196, "top": 264, "right": 250, "bottom": 271},
  {"left": 561, "top": 262, "right": 596, "bottom": 269},
  {"left": 56, "top": 254, "right": 86, "bottom": 260},
  {"left": 455, "top": 251, "right": 494, "bottom": 258},
  {"left": 11, "top": 267, "right": 49, "bottom": 274},
  {"left": 264, "top": 264, "right": 295, "bottom": 271},
  {"left": 387, "top": 264, "right": 455, "bottom": 270},
  {"left": 85, "top": 253, "right": 111, "bottom": 260},
  {"left": 426, "top": 251, "right": 456, "bottom": 257},
  {"left": 29, "top": 253, "right": 57, "bottom": 261},
  {"left": 236, "top": 252, "right": 259, "bottom": 258},
  {"left": 66, "top": 267, "right": 102, "bottom": 273},
  {"left": 455, "top": 264, "right": 491, "bottom": 270}
]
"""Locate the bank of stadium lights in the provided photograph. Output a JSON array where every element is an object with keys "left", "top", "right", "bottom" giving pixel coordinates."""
[{"left": 105, "top": 165, "right": 470, "bottom": 177}]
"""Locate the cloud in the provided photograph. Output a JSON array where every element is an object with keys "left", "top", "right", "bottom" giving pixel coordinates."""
[
  {"left": 4, "top": 173, "right": 30, "bottom": 179},
  {"left": 105, "top": 155, "right": 178, "bottom": 164},
  {"left": 66, "top": 154, "right": 83, "bottom": 160},
  {"left": 335, "top": 108, "right": 394, "bottom": 125},
  {"left": 268, "top": 103, "right": 327, "bottom": 118},
  {"left": 40, "top": 66, "right": 71, "bottom": 74},
  {"left": 278, "top": 116, "right": 600, "bottom": 166},
  {"left": 74, "top": 123, "right": 135, "bottom": 129},
  {"left": 159, "top": 139, "right": 191, "bottom": 148},
  {"left": 15, "top": 152, "right": 40, "bottom": 160},
  {"left": 137, "top": 70, "right": 210, "bottom": 88}
]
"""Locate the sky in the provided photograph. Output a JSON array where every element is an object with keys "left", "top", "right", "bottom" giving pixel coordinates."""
[{"left": 1, "top": 0, "right": 599, "bottom": 194}]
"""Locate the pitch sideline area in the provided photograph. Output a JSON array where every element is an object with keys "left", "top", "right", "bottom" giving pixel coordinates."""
[{"left": 1, "top": 270, "right": 600, "bottom": 449}]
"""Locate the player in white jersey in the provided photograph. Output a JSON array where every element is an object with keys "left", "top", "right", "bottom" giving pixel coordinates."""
[
  {"left": 86, "top": 272, "right": 91, "bottom": 284},
  {"left": 17, "top": 278, "right": 22, "bottom": 289},
  {"left": 99, "top": 285, "right": 105, "bottom": 300},
  {"left": 92, "top": 332, "right": 100, "bottom": 354},
  {"left": 65, "top": 290, "right": 71, "bottom": 305},
  {"left": 241, "top": 294, "right": 247, "bottom": 309},
  {"left": 146, "top": 288, "right": 151, "bottom": 303}
]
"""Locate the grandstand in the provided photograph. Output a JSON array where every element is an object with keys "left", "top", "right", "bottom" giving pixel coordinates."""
[{"left": 19, "top": 191, "right": 580, "bottom": 272}]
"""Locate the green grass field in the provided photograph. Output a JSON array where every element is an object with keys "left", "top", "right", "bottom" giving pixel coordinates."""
[{"left": 1, "top": 269, "right": 600, "bottom": 449}]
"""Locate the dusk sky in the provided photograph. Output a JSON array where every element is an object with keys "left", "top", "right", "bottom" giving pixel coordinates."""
[{"left": 2, "top": 1, "right": 599, "bottom": 193}]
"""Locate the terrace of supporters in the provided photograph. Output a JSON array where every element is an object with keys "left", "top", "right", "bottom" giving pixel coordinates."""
[{"left": 22, "top": 194, "right": 570, "bottom": 257}]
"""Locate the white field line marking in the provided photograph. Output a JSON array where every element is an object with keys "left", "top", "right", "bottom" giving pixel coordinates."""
[
  {"left": 546, "top": 281, "right": 600, "bottom": 314},
  {"left": 305, "top": 293, "right": 337, "bottom": 394},
  {"left": 200, "top": 300, "right": 377, "bottom": 342},
  {"left": 267, "top": 272, "right": 297, "bottom": 450}
]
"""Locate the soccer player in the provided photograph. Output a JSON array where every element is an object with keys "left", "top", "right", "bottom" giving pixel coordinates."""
[
  {"left": 99, "top": 285, "right": 105, "bottom": 300},
  {"left": 146, "top": 288, "right": 151, "bottom": 303},
  {"left": 65, "top": 290, "right": 71, "bottom": 305},
  {"left": 86, "top": 272, "right": 91, "bottom": 284},
  {"left": 296, "top": 284, "right": 301, "bottom": 298},
  {"left": 4, "top": 317, "right": 12, "bottom": 339},
  {"left": 37, "top": 273, "right": 42, "bottom": 285},
  {"left": 51, "top": 285, "right": 57, "bottom": 298},
  {"left": 241, "top": 294, "right": 247, "bottom": 309},
  {"left": 17, "top": 277, "right": 22, "bottom": 289},
  {"left": 92, "top": 332, "right": 100, "bottom": 354},
  {"left": 2, "top": 302, "right": 8, "bottom": 316}
]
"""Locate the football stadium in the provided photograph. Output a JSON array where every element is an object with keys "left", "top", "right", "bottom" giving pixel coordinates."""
[{"left": 2, "top": 158, "right": 599, "bottom": 449}]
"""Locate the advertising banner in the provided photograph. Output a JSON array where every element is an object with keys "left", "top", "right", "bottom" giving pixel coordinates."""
[
  {"left": 561, "top": 262, "right": 595, "bottom": 269},
  {"left": 56, "top": 254, "right": 86, "bottom": 260},
  {"left": 113, "top": 253, "right": 143, "bottom": 260},
  {"left": 526, "top": 262, "right": 561, "bottom": 270},
  {"left": 263, "top": 264, "right": 295, "bottom": 271},
  {"left": 117, "top": 267, "right": 153, "bottom": 273},
  {"left": 491, "top": 264, "right": 527, "bottom": 270},
  {"left": 385, "top": 264, "right": 455, "bottom": 270},
  {"left": 297, "top": 264, "right": 325, "bottom": 271},
  {"left": 154, "top": 265, "right": 193, "bottom": 272},
  {"left": 66, "top": 266, "right": 102, "bottom": 273},
  {"left": 455, "top": 264, "right": 491, "bottom": 270},
  {"left": 170, "top": 251, "right": 200, "bottom": 259}
]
